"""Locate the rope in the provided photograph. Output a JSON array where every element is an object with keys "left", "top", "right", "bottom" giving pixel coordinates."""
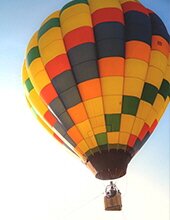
[{"left": 59, "top": 192, "right": 104, "bottom": 220}]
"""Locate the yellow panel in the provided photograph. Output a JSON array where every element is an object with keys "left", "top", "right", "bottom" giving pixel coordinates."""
[
  {"left": 33, "top": 70, "right": 51, "bottom": 92},
  {"left": 76, "top": 120, "right": 94, "bottom": 139},
  {"left": 84, "top": 97, "right": 104, "bottom": 118},
  {"left": 150, "top": 51, "right": 168, "bottom": 73},
  {"left": 29, "top": 90, "right": 47, "bottom": 116},
  {"left": 88, "top": 0, "right": 121, "bottom": 13},
  {"left": 103, "top": 95, "right": 122, "bottom": 114},
  {"left": 107, "top": 132, "right": 119, "bottom": 144},
  {"left": 157, "top": 98, "right": 169, "bottom": 121},
  {"left": 76, "top": 140, "right": 90, "bottom": 154},
  {"left": 85, "top": 136, "right": 97, "bottom": 148},
  {"left": 41, "top": 11, "right": 60, "bottom": 26},
  {"left": 120, "top": 0, "right": 138, "bottom": 3},
  {"left": 137, "top": 101, "right": 152, "bottom": 121},
  {"left": 164, "top": 65, "right": 170, "bottom": 82},
  {"left": 153, "top": 94, "right": 165, "bottom": 114},
  {"left": 120, "top": 114, "right": 135, "bottom": 133},
  {"left": 123, "top": 77, "right": 144, "bottom": 98},
  {"left": 93, "top": 126, "right": 106, "bottom": 134},
  {"left": 131, "top": 117, "right": 144, "bottom": 136},
  {"left": 168, "top": 54, "right": 170, "bottom": 65},
  {"left": 28, "top": 58, "right": 44, "bottom": 78},
  {"left": 101, "top": 77, "right": 123, "bottom": 96},
  {"left": 22, "top": 62, "right": 29, "bottom": 83},
  {"left": 38, "top": 28, "right": 62, "bottom": 49},
  {"left": 40, "top": 40, "right": 66, "bottom": 65},
  {"left": 90, "top": 115, "right": 106, "bottom": 134},
  {"left": 125, "top": 59, "right": 148, "bottom": 80},
  {"left": 60, "top": 4, "right": 90, "bottom": 22},
  {"left": 146, "top": 66, "right": 164, "bottom": 88},
  {"left": 145, "top": 108, "right": 157, "bottom": 127},
  {"left": 119, "top": 132, "right": 130, "bottom": 146},
  {"left": 26, "top": 32, "right": 38, "bottom": 55},
  {"left": 61, "top": 13, "right": 92, "bottom": 36}
]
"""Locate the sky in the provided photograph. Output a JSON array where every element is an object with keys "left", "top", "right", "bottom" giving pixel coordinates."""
[{"left": 0, "top": 0, "right": 169, "bottom": 220}]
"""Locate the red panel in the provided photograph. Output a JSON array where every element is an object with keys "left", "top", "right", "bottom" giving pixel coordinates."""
[
  {"left": 64, "top": 27, "right": 95, "bottom": 51},
  {"left": 44, "top": 111, "right": 57, "bottom": 127},
  {"left": 45, "top": 54, "right": 71, "bottom": 79},
  {"left": 149, "top": 120, "right": 158, "bottom": 134},
  {"left": 138, "top": 123, "right": 149, "bottom": 141},
  {"left": 147, "top": 9, "right": 154, "bottom": 14},
  {"left": 92, "top": 8, "right": 124, "bottom": 26},
  {"left": 122, "top": 2, "right": 149, "bottom": 15},
  {"left": 128, "top": 134, "right": 137, "bottom": 147},
  {"left": 53, "top": 133, "right": 64, "bottom": 144},
  {"left": 40, "top": 84, "right": 58, "bottom": 104}
]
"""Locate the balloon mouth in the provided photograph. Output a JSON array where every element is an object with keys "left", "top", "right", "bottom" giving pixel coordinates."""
[
  {"left": 95, "top": 168, "right": 126, "bottom": 180},
  {"left": 86, "top": 149, "right": 132, "bottom": 180}
]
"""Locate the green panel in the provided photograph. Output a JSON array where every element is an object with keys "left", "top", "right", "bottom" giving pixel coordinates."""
[
  {"left": 95, "top": 133, "right": 108, "bottom": 146},
  {"left": 105, "top": 114, "right": 121, "bottom": 132},
  {"left": 38, "top": 18, "right": 60, "bottom": 39},
  {"left": 60, "top": 0, "right": 88, "bottom": 14},
  {"left": 109, "top": 144, "right": 127, "bottom": 150},
  {"left": 122, "top": 96, "right": 140, "bottom": 116},
  {"left": 26, "top": 47, "right": 40, "bottom": 66},
  {"left": 141, "top": 83, "right": 158, "bottom": 104},
  {"left": 159, "top": 79, "right": 169, "bottom": 100},
  {"left": 25, "top": 78, "right": 34, "bottom": 92}
]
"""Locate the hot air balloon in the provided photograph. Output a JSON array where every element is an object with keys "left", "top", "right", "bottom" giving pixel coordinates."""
[{"left": 22, "top": 0, "right": 170, "bottom": 211}]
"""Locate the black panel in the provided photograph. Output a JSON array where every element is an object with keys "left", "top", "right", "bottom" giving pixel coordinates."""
[
  {"left": 125, "top": 11, "right": 150, "bottom": 26},
  {"left": 72, "top": 60, "right": 99, "bottom": 83},
  {"left": 125, "top": 23, "right": 152, "bottom": 45},
  {"left": 59, "top": 86, "right": 81, "bottom": 109},
  {"left": 58, "top": 111, "right": 74, "bottom": 130},
  {"left": 149, "top": 13, "right": 170, "bottom": 43},
  {"left": 94, "top": 22, "right": 124, "bottom": 41},
  {"left": 54, "top": 123, "right": 76, "bottom": 147},
  {"left": 159, "top": 79, "right": 170, "bottom": 100},
  {"left": 68, "top": 43, "right": 97, "bottom": 66},
  {"left": 87, "top": 149, "right": 132, "bottom": 180},
  {"left": 96, "top": 38, "right": 125, "bottom": 59},
  {"left": 64, "top": 134, "right": 76, "bottom": 147},
  {"left": 49, "top": 98, "right": 65, "bottom": 116},
  {"left": 141, "top": 83, "right": 158, "bottom": 105},
  {"left": 124, "top": 11, "right": 152, "bottom": 45},
  {"left": 54, "top": 122, "right": 67, "bottom": 136},
  {"left": 52, "top": 71, "right": 76, "bottom": 94},
  {"left": 133, "top": 132, "right": 150, "bottom": 154}
]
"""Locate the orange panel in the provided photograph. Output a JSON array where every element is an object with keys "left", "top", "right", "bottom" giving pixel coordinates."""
[
  {"left": 126, "top": 41, "right": 151, "bottom": 62},
  {"left": 98, "top": 57, "right": 124, "bottom": 77},
  {"left": 152, "top": 36, "right": 169, "bottom": 57},
  {"left": 67, "top": 126, "right": 83, "bottom": 144},
  {"left": 68, "top": 103, "right": 88, "bottom": 124},
  {"left": 78, "top": 79, "right": 102, "bottom": 100}
]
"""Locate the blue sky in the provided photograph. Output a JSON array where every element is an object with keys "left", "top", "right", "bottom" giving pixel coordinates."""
[{"left": 0, "top": 1, "right": 169, "bottom": 220}]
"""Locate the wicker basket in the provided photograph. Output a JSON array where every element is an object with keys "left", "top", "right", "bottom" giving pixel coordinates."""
[{"left": 104, "top": 192, "right": 122, "bottom": 211}]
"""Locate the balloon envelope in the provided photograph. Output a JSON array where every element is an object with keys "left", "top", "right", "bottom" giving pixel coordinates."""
[{"left": 22, "top": 0, "right": 170, "bottom": 180}]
